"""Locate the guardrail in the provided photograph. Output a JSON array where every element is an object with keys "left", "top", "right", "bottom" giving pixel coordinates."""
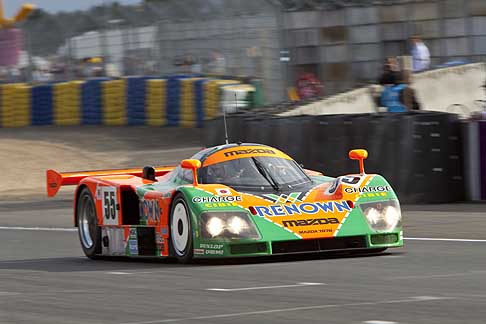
[{"left": 204, "top": 111, "right": 465, "bottom": 204}]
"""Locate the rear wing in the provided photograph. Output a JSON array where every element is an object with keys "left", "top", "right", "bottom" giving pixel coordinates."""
[{"left": 46, "top": 166, "right": 175, "bottom": 197}]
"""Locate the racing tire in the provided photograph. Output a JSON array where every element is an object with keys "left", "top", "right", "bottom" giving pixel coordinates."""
[
  {"left": 169, "top": 193, "right": 194, "bottom": 263},
  {"left": 77, "top": 187, "right": 102, "bottom": 259}
]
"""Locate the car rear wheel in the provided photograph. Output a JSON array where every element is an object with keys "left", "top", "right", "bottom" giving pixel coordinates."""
[
  {"left": 77, "top": 187, "right": 101, "bottom": 259},
  {"left": 170, "top": 194, "right": 193, "bottom": 263}
]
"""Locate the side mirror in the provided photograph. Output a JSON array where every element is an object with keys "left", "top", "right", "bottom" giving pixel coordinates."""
[
  {"left": 181, "top": 159, "right": 201, "bottom": 186},
  {"left": 349, "top": 149, "right": 368, "bottom": 174}
]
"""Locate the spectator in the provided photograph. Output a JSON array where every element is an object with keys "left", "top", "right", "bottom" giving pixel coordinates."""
[
  {"left": 207, "top": 50, "right": 226, "bottom": 75},
  {"left": 380, "top": 71, "right": 420, "bottom": 112},
  {"left": 410, "top": 35, "right": 430, "bottom": 72},
  {"left": 378, "top": 57, "right": 400, "bottom": 85}
]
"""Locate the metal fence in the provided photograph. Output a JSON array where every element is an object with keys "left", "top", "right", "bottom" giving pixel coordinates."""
[
  {"left": 2, "top": 0, "right": 486, "bottom": 105},
  {"left": 282, "top": 0, "right": 486, "bottom": 95}
]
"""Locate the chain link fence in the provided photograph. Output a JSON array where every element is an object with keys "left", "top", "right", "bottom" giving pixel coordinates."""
[{"left": 2, "top": 0, "right": 486, "bottom": 105}]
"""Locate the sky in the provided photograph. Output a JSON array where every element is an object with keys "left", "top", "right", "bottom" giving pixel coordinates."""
[{"left": 3, "top": 0, "right": 142, "bottom": 16}]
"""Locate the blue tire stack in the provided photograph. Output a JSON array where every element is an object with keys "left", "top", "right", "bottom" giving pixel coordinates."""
[
  {"left": 81, "top": 78, "right": 109, "bottom": 125},
  {"left": 31, "top": 84, "right": 53, "bottom": 126},
  {"left": 166, "top": 76, "right": 182, "bottom": 127},
  {"left": 194, "top": 79, "right": 206, "bottom": 128},
  {"left": 126, "top": 76, "right": 150, "bottom": 125}
]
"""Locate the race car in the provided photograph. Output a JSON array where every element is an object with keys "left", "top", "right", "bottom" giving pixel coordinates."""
[{"left": 46, "top": 143, "right": 403, "bottom": 263}]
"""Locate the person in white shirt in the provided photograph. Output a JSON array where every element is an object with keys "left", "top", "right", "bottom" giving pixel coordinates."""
[{"left": 410, "top": 35, "right": 430, "bottom": 72}]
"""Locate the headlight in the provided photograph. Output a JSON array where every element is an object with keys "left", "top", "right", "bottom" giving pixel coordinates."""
[
  {"left": 227, "top": 216, "right": 249, "bottom": 234},
  {"left": 360, "top": 200, "right": 401, "bottom": 232},
  {"left": 200, "top": 212, "right": 260, "bottom": 239},
  {"left": 206, "top": 217, "right": 224, "bottom": 237}
]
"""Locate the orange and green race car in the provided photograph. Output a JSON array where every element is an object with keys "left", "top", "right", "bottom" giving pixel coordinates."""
[{"left": 46, "top": 143, "right": 403, "bottom": 263}]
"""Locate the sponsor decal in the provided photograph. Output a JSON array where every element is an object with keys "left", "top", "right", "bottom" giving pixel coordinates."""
[
  {"left": 128, "top": 239, "right": 138, "bottom": 255},
  {"left": 215, "top": 188, "right": 232, "bottom": 196},
  {"left": 192, "top": 196, "right": 242, "bottom": 203},
  {"left": 155, "top": 232, "right": 164, "bottom": 254},
  {"left": 298, "top": 228, "right": 333, "bottom": 234},
  {"left": 282, "top": 217, "right": 340, "bottom": 227},
  {"left": 361, "top": 192, "right": 388, "bottom": 198},
  {"left": 253, "top": 201, "right": 351, "bottom": 217},
  {"left": 139, "top": 199, "right": 161, "bottom": 223},
  {"left": 224, "top": 148, "right": 275, "bottom": 157},
  {"left": 129, "top": 228, "right": 137, "bottom": 239},
  {"left": 200, "top": 243, "right": 224, "bottom": 249},
  {"left": 263, "top": 192, "right": 305, "bottom": 204},
  {"left": 194, "top": 248, "right": 205, "bottom": 255},
  {"left": 161, "top": 227, "right": 168, "bottom": 235},
  {"left": 204, "top": 202, "right": 238, "bottom": 208},
  {"left": 344, "top": 185, "right": 391, "bottom": 194},
  {"left": 205, "top": 249, "right": 224, "bottom": 255}
]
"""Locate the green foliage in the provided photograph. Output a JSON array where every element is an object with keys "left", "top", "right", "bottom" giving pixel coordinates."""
[{"left": 21, "top": 2, "right": 163, "bottom": 56}]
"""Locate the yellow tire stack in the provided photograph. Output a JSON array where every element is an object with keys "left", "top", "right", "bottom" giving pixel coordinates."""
[
  {"left": 53, "top": 81, "right": 82, "bottom": 126},
  {"left": 145, "top": 79, "right": 167, "bottom": 126},
  {"left": 0, "top": 84, "right": 30, "bottom": 128},
  {"left": 102, "top": 79, "right": 127, "bottom": 126},
  {"left": 180, "top": 78, "right": 202, "bottom": 128},
  {"left": 203, "top": 80, "right": 240, "bottom": 119}
]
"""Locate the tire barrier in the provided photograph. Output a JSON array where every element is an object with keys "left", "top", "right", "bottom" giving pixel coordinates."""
[
  {"left": 53, "top": 81, "right": 82, "bottom": 126},
  {"left": 203, "top": 111, "right": 465, "bottom": 204},
  {"left": 81, "top": 78, "right": 110, "bottom": 125},
  {"left": 463, "top": 120, "right": 486, "bottom": 201},
  {"left": 146, "top": 79, "right": 167, "bottom": 126},
  {"left": 0, "top": 76, "right": 243, "bottom": 128},
  {"left": 0, "top": 83, "right": 30, "bottom": 127},
  {"left": 126, "top": 76, "right": 152, "bottom": 126},
  {"left": 102, "top": 79, "right": 127, "bottom": 126}
]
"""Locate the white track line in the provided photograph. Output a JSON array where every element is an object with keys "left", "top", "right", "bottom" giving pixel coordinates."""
[
  {"left": 0, "top": 226, "right": 76, "bottom": 232},
  {"left": 206, "top": 282, "right": 324, "bottom": 292},
  {"left": 117, "top": 296, "right": 452, "bottom": 324},
  {"left": 389, "top": 271, "right": 486, "bottom": 280},
  {"left": 405, "top": 237, "right": 486, "bottom": 242}
]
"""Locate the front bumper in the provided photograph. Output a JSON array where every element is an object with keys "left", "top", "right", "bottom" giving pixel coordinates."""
[{"left": 193, "top": 231, "right": 403, "bottom": 258}]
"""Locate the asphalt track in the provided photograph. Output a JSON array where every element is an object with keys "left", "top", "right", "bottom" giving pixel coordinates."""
[{"left": 1, "top": 199, "right": 485, "bottom": 324}]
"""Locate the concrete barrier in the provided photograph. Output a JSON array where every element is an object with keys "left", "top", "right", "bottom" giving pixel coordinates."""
[
  {"left": 279, "top": 63, "right": 486, "bottom": 117},
  {"left": 279, "top": 87, "right": 377, "bottom": 117},
  {"left": 414, "top": 63, "right": 485, "bottom": 115}
]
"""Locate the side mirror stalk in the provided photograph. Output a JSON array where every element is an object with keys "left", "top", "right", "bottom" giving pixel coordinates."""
[
  {"left": 348, "top": 149, "right": 368, "bottom": 175},
  {"left": 181, "top": 159, "right": 202, "bottom": 186}
]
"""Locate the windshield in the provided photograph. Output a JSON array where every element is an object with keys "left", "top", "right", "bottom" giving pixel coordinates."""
[{"left": 200, "top": 156, "right": 311, "bottom": 190}]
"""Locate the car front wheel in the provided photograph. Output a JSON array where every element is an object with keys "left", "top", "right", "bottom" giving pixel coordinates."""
[{"left": 169, "top": 193, "right": 193, "bottom": 263}]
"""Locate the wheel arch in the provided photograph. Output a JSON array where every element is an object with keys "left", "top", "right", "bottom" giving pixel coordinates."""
[{"left": 74, "top": 184, "right": 94, "bottom": 227}]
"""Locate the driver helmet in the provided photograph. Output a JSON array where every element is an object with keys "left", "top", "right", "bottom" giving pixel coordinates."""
[{"left": 211, "top": 163, "right": 226, "bottom": 179}]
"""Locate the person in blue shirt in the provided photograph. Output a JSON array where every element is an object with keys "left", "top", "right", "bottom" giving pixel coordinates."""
[{"left": 380, "top": 71, "right": 420, "bottom": 112}]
